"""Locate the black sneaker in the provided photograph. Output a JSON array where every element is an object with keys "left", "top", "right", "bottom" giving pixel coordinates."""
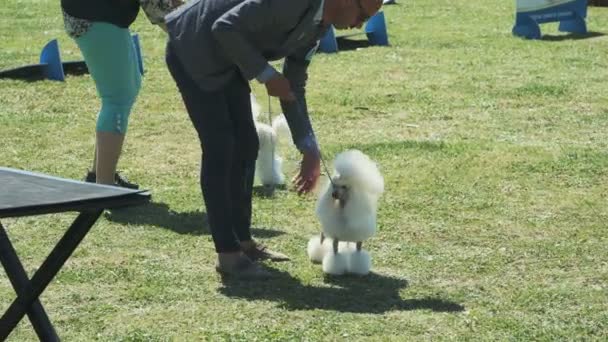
[
  {"left": 242, "top": 243, "right": 290, "bottom": 262},
  {"left": 215, "top": 255, "right": 271, "bottom": 280},
  {"left": 84, "top": 171, "right": 139, "bottom": 189},
  {"left": 114, "top": 172, "right": 139, "bottom": 189},
  {"left": 84, "top": 171, "right": 96, "bottom": 183}
]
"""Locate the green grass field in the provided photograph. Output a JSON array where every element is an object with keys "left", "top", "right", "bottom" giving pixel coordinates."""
[{"left": 1, "top": 0, "right": 608, "bottom": 340}]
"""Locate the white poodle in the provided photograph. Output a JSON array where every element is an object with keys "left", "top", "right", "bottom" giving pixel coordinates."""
[
  {"left": 307, "top": 150, "right": 384, "bottom": 275},
  {"left": 250, "top": 94, "right": 291, "bottom": 187}
]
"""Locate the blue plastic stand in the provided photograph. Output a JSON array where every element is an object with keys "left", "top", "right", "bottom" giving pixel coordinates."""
[
  {"left": 0, "top": 35, "right": 144, "bottom": 81},
  {"left": 131, "top": 34, "right": 145, "bottom": 75},
  {"left": 318, "top": 11, "right": 389, "bottom": 53},
  {"left": 365, "top": 11, "right": 389, "bottom": 46},
  {"left": 319, "top": 26, "right": 339, "bottom": 53},
  {"left": 39, "top": 39, "right": 65, "bottom": 81},
  {"left": 512, "top": 0, "right": 587, "bottom": 39},
  {"left": 558, "top": 10, "right": 587, "bottom": 33}
]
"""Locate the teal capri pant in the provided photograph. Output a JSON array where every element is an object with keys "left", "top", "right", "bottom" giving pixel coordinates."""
[{"left": 75, "top": 22, "right": 141, "bottom": 134}]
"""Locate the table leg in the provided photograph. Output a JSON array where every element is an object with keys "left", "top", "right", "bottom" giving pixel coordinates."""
[
  {"left": 0, "top": 221, "right": 59, "bottom": 341},
  {"left": 0, "top": 210, "right": 103, "bottom": 340}
]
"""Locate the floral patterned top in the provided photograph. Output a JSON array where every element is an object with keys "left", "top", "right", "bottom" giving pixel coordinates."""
[{"left": 63, "top": 0, "right": 177, "bottom": 38}]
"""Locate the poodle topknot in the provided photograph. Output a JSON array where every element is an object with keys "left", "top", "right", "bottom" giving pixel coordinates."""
[{"left": 332, "top": 150, "right": 384, "bottom": 198}]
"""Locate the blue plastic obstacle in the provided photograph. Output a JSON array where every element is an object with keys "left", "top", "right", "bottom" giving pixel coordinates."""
[
  {"left": 319, "top": 11, "right": 389, "bottom": 53},
  {"left": 131, "top": 34, "right": 145, "bottom": 75},
  {"left": 512, "top": 0, "right": 587, "bottom": 40},
  {"left": 0, "top": 34, "right": 144, "bottom": 81},
  {"left": 40, "top": 39, "right": 65, "bottom": 81}
]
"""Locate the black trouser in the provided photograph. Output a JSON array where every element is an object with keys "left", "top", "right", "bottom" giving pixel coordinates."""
[{"left": 166, "top": 43, "right": 259, "bottom": 253}]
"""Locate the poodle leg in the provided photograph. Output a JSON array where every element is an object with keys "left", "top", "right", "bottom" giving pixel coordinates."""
[
  {"left": 308, "top": 232, "right": 337, "bottom": 263},
  {"left": 323, "top": 238, "right": 347, "bottom": 275},
  {"left": 347, "top": 241, "right": 371, "bottom": 275}
]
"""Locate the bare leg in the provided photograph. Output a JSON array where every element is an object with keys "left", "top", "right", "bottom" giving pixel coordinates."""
[
  {"left": 95, "top": 131, "right": 125, "bottom": 185},
  {"left": 91, "top": 145, "right": 97, "bottom": 171}
]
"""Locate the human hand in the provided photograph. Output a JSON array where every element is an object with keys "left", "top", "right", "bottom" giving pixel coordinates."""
[
  {"left": 293, "top": 149, "right": 321, "bottom": 195},
  {"left": 265, "top": 74, "right": 296, "bottom": 102}
]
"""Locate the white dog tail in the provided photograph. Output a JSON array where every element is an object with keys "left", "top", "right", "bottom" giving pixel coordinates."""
[{"left": 271, "top": 114, "right": 292, "bottom": 142}]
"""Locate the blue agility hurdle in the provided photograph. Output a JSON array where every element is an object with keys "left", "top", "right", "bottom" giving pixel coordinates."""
[
  {"left": 0, "top": 34, "right": 144, "bottom": 81},
  {"left": 512, "top": 0, "right": 587, "bottom": 39},
  {"left": 319, "top": 11, "right": 389, "bottom": 53}
]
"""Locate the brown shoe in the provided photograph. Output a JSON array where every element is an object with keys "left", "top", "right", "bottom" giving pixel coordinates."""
[
  {"left": 242, "top": 243, "right": 290, "bottom": 262},
  {"left": 215, "top": 255, "right": 271, "bottom": 279}
]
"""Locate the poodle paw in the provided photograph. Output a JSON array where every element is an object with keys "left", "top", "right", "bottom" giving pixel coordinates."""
[
  {"left": 272, "top": 173, "right": 285, "bottom": 185},
  {"left": 307, "top": 235, "right": 330, "bottom": 263},
  {"left": 322, "top": 252, "right": 348, "bottom": 275},
  {"left": 347, "top": 249, "right": 371, "bottom": 275}
]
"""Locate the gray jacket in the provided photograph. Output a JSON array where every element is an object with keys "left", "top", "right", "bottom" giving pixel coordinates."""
[{"left": 165, "top": 0, "right": 327, "bottom": 151}]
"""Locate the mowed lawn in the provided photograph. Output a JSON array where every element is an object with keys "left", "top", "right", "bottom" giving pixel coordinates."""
[{"left": 1, "top": 0, "right": 607, "bottom": 340}]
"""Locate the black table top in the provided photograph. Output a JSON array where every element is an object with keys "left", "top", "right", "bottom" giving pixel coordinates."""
[{"left": 0, "top": 167, "right": 150, "bottom": 218}]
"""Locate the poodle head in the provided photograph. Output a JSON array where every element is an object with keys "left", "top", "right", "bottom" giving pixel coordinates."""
[{"left": 330, "top": 150, "right": 384, "bottom": 199}]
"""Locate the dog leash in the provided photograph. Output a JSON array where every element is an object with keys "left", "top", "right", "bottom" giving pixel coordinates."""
[
  {"left": 267, "top": 94, "right": 335, "bottom": 187},
  {"left": 266, "top": 95, "right": 277, "bottom": 192},
  {"left": 318, "top": 148, "right": 335, "bottom": 186}
]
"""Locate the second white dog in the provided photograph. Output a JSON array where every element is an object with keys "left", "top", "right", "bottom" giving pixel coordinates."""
[{"left": 250, "top": 94, "right": 291, "bottom": 187}]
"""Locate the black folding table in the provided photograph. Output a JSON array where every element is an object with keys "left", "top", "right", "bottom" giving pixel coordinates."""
[{"left": 0, "top": 167, "right": 151, "bottom": 341}]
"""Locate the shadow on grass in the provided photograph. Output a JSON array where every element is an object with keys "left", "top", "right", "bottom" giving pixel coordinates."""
[
  {"left": 541, "top": 31, "right": 605, "bottom": 41},
  {"left": 219, "top": 267, "right": 464, "bottom": 313},
  {"left": 105, "top": 201, "right": 285, "bottom": 238},
  {"left": 336, "top": 37, "right": 372, "bottom": 51},
  {"left": 0, "top": 61, "right": 89, "bottom": 82},
  {"left": 253, "top": 184, "right": 287, "bottom": 198}
]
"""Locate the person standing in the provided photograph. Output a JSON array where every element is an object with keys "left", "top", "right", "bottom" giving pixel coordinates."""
[
  {"left": 61, "top": 0, "right": 183, "bottom": 187},
  {"left": 164, "top": 0, "right": 382, "bottom": 278}
]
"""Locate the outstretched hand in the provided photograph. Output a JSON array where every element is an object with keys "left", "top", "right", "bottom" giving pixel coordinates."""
[
  {"left": 265, "top": 73, "right": 296, "bottom": 102},
  {"left": 293, "top": 149, "right": 321, "bottom": 195}
]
